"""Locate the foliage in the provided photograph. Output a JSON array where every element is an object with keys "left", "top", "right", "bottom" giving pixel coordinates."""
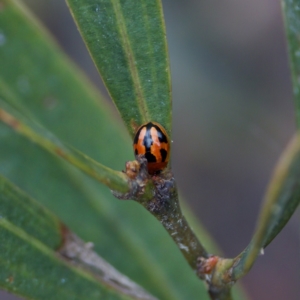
[{"left": 0, "top": 0, "right": 299, "bottom": 299}]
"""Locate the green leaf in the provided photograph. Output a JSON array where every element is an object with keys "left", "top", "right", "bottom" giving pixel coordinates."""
[
  {"left": 66, "top": 0, "right": 172, "bottom": 136},
  {"left": 282, "top": 0, "right": 300, "bottom": 126},
  {"left": 212, "top": 0, "right": 300, "bottom": 284},
  {"left": 0, "top": 174, "right": 62, "bottom": 249},
  {"left": 231, "top": 135, "right": 300, "bottom": 280},
  {"left": 0, "top": 85, "right": 129, "bottom": 194},
  {"left": 0, "top": 1, "right": 246, "bottom": 299},
  {"left": 204, "top": 1, "right": 300, "bottom": 283},
  {"left": 0, "top": 175, "right": 143, "bottom": 300},
  {"left": 0, "top": 221, "right": 132, "bottom": 300}
]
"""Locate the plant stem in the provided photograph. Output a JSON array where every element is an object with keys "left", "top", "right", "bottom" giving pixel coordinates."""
[
  {"left": 59, "top": 228, "right": 157, "bottom": 300},
  {"left": 140, "top": 175, "right": 235, "bottom": 300},
  {"left": 139, "top": 171, "right": 208, "bottom": 272},
  {"left": 209, "top": 288, "right": 232, "bottom": 300}
]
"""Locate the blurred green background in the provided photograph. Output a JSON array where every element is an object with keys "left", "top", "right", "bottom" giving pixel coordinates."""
[{"left": 1, "top": 0, "right": 299, "bottom": 299}]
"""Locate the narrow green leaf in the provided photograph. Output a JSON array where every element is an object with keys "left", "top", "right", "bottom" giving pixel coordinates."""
[
  {"left": 0, "top": 219, "right": 131, "bottom": 300},
  {"left": 0, "top": 88, "right": 205, "bottom": 299},
  {"left": 282, "top": 0, "right": 300, "bottom": 126},
  {"left": 225, "top": 0, "right": 300, "bottom": 281},
  {"left": 0, "top": 175, "right": 150, "bottom": 300},
  {"left": 0, "top": 0, "right": 132, "bottom": 168},
  {"left": 66, "top": 0, "right": 172, "bottom": 136},
  {"left": 0, "top": 174, "right": 62, "bottom": 250},
  {"left": 0, "top": 1, "right": 246, "bottom": 299},
  {"left": 0, "top": 1, "right": 207, "bottom": 299},
  {"left": 0, "top": 84, "right": 129, "bottom": 194},
  {"left": 231, "top": 135, "right": 300, "bottom": 280}
]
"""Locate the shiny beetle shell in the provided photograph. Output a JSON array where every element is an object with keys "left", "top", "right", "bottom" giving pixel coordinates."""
[{"left": 133, "top": 122, "right": 170, "bottom": 174}]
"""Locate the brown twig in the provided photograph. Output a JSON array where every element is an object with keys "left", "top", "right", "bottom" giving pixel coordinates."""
[
  {"left": 59, "top": 227, "right": 157, "bottom": 300},
  {"left": 112, "top": 156, "right": 236, "bottom": 300}
]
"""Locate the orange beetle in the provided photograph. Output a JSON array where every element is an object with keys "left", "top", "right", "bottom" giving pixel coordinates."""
[{"left": 133, "top": 122, "right": 170, "bottom": 174}]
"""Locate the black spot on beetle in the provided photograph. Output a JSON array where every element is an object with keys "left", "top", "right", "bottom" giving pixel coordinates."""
[
  {"left": 146, "top": 122, "right": 155, "bottom": 129},
  {"left": 160, "top": 149, "right": 168, "bottom": 161},
  {"left": 158, "top": 132, "right": 168, "bottom": 143},
  {"left": 145, "top": 151, "right": 157, "bottom": 163}
]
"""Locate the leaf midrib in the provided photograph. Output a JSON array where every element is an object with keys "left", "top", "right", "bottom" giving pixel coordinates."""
[{"left": 111, "top": 0, "right": 149, "bottom": 123}]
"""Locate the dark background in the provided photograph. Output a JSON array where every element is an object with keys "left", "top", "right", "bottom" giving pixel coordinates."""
[{"left": 1, "top": 0, "right": 299, "bottom": 299}]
